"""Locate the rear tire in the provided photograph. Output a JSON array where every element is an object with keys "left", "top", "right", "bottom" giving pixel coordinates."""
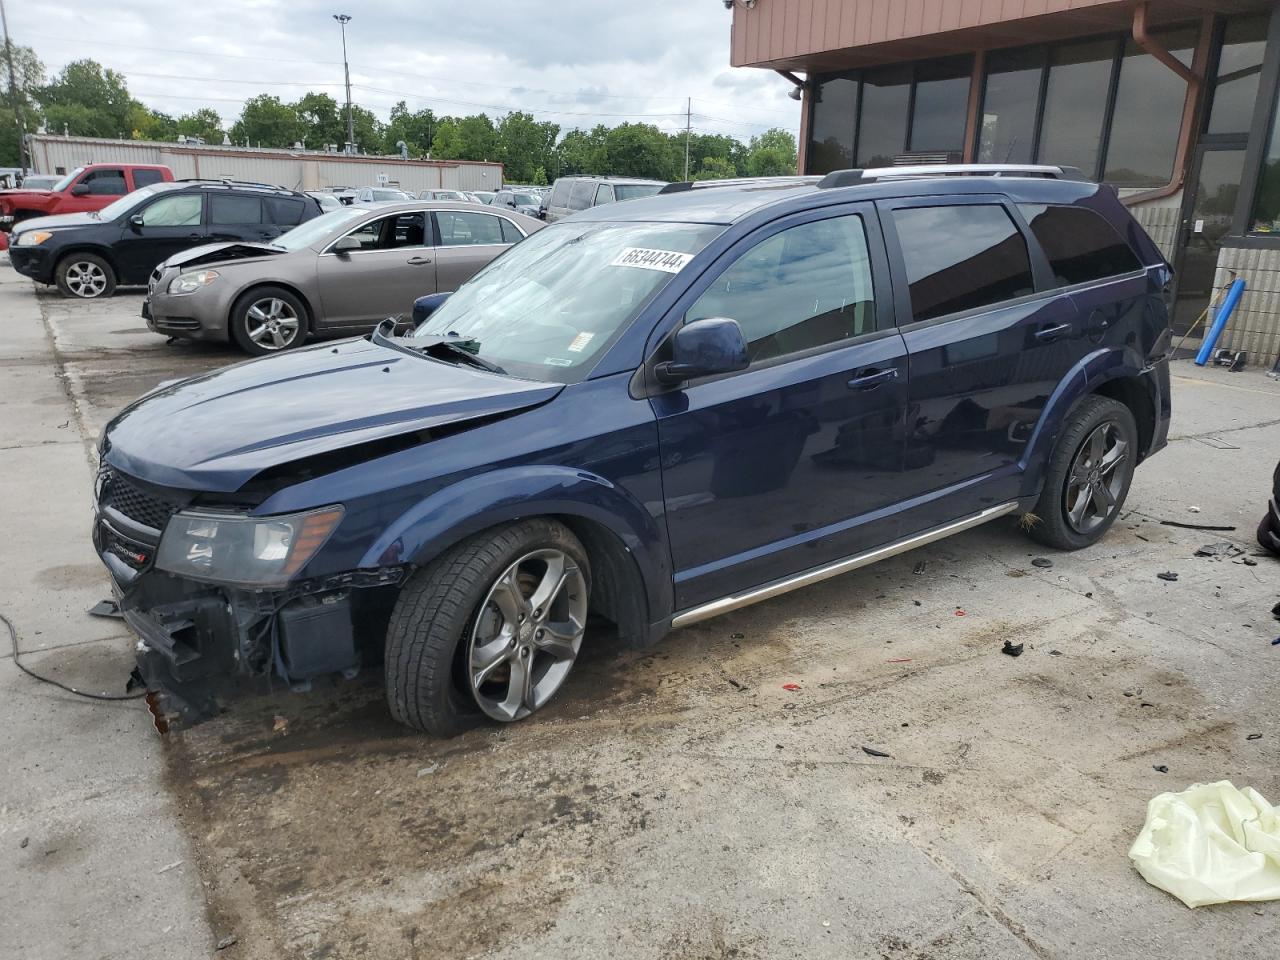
[
  {"left": 384, "top": 519, "right": 591, "bottom": 736},
  {"left": 55, "top": 253, "right": 115, "bottom": 299},
  {"left": 229, "top": 286, "right": 307, "bottom": 355},
  {"left": 1026, "top": 395, "right": 1138, "bottom": 551},
  {"left": 1258, "top": 515, "right": 1280, "bottom": 556}
]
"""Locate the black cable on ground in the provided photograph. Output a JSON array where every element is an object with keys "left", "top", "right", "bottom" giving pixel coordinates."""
[{"left": 2, "top": 610, "right": 145, "bottom": 701}]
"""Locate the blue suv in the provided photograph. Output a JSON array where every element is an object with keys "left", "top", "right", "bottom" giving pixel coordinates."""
[{"left": 94, "top": 165, "right": 1172, "bottom": 734}]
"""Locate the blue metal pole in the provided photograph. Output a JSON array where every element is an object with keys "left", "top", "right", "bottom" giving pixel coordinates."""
[{"left": 1195, "top": 278, "right": 1246, "bottom": 366}]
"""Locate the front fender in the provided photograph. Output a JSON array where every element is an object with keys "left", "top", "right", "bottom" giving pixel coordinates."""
[
  {"left": 1018, "top": 345, "right": 1149, "bottom": 498},
  {"left": 359, "top": 464, "right": 672, "bottom": 623}
]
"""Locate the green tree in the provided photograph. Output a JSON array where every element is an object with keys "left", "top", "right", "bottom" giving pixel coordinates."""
[
  {"left": 229, "top": 94, "right": 304, "bottom": 148},
  {"left": 0, "top": 44, "right": 44, "bottom": 166},
  {"left": 383, "top": 101, "right": 436, "bottom": 156},
  {"left": 431, "top": 114, "right": 499, "bottom": 161},
  {"left": 556, "top": 126, "right": 608, "bottom": 175},
  {"left": 293, "top": 91, "right": 344, "bottom": 148},
  {"left": 530, "top": 165, "right": 548, "bottom": 186},
  {"left": 744, "top": 127, "right": 797, "bottom": 177},
  {"left": 38, "top": 59, "right": 133, "bottom": 138},
  {"left": 348, "top": 104, "right": 383, "bottom": 154},
  {"left": 497, "top": 111, "right": 558, "bottom": 183},
  {"left": 129, "top": 104, "right": 176, "bottom": 141},
  {"left": 686, "top": 133, "right": 743, "bottom": 178},
  {"left": 692, "top": 155, "right": 737, "bottom": 181},
  {"left": 175, "top": 108, "right": 226, "bottom": 144},
  {"left": 604, "top": 123, "right": 679, "bottom": 180}
]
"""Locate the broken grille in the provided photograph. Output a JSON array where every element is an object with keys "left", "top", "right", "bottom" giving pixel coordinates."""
[{"left": 98, "top": 465, "right": 183, "bottom": 532}]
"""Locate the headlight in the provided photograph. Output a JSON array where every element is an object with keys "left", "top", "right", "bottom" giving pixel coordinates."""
[
  {"left": 167, "top": 269, "right": 220, "bottom": 295},
  {"left": 155, "top": 506, "right": 344, "bottom": 586},
  {"left": 15, "top": 230, "right": 53, "bottom": 247}
]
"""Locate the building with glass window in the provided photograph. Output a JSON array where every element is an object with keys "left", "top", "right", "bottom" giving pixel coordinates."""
[{"left": 730, "top": 1, "right": 1280, "bottom": 366}]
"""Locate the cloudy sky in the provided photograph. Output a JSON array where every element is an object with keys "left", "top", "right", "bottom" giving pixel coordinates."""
[{"left": 14, "top": 0, "right": 801, "bottom": 143}]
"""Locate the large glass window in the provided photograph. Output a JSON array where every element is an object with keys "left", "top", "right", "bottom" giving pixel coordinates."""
[
  {"left": 809, "top": 76, "right": 858, "bottom": 174},
  {"left": 435, "top": 211, "right": 506, "bottom": 246},
  {"left": 856, "top": 65, "right": 911, "bottom": 166},
  {"left": 687, "top": 215, "right": 877, "bottom": 363},
  {"left": 1038, "top": 39, "right": 1115, "bottom": 176},
  {"left": 211, "top": 194, "right": 262, "bottom": 225},
  {"left": 892, "top": 205, "right": 1034, "bottom": 322},
  {"left": 1208, "top": 15, "right": 1268, "bottom": 135},
  {"left": 978, "top": 47, "right": 1044, "bottom": 164},
  {"left": 1251, "top": 114, "right": 1280, "bottom": 234},
  {"left": 910, "top": 57, "right": 971, "bottom": 153},
  {"left": 1104, "top": 28, "right": 1197, "bottom": 187},
  {"left": 1018, "top": 204, "right": 1141, "bottom": 286},
  {"left": 82, "top": 168, "right": 127, "bottom": 196},
  {"left": 139, "top": 194, "right": 202, "bottom": 227}
]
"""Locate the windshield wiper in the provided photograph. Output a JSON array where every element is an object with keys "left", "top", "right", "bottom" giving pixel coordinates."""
[
  {"left": 371, "top": 319, "right": 506, "bottom": 375},
  {"left": 424, "top": 339, "right": 507, "bottom": 375}
]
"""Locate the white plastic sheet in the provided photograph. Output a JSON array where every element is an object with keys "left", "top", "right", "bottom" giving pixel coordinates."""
[{"left": 1129, "top": 780, "right": 1280, "bottom": 907}]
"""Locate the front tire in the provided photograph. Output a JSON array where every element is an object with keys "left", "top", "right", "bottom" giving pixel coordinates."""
[
  {"left": 1026, "top": 396, "right": 1138, "bottom": 551},
  {"left": 229, "top": 286, "right": 307, "bottom": 355},
  {"left": 384, "top": 519, "right": 591, "bottom": 736},
  {"left": 55, "top": 253, "right": 116, "bottom": 299}
]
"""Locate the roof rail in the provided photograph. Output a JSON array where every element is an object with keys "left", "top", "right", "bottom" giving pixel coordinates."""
[
  {"left": 176, "top": 177, "right": 292, "bottom": 192},
  {"left": 816, "top": 164, "right": 1089, "bottom": 189},
  {"left": 659, "top": 175, "right": 822, "bottom": 195}
]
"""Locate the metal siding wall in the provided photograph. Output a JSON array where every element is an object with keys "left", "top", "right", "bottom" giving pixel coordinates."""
[{"left": 28, "top": 136, "right": 500, "bottom": 193}]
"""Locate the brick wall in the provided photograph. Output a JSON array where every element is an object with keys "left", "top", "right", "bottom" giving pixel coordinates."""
[
  {"left": 1213, "top": 246, "right": 1280, "bottom": 366},
  {"left": 1130, "top": 203, "right": 1181, "bottom": 263}
]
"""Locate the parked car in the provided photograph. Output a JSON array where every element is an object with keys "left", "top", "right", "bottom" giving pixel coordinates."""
[
  {"left": 9, "top": 180, "right": 323, "bottom": 299},
  {"left": 471, "top": 191, "right": 496, "bottom": 205},
  {"left": 144, "top": 201, "right": 542, "bottom": 354},
  {"left": 542, "top": 175, "right": 666, "bottom": 222},
  {"left": 1259, "top": 460, "right": 1280, "bottom": 555},
  {"left": 418, "top": 189, "right": 469, "bottom": 202},
  {"left": 305, "top": 191, "right": 345, "bottom": 212},
  {"left": 18, "top": 174, "right": 60, "bottom": 191},
  {"left": 0, "top": 162, "right": 174, "bottom": 233},
  {"left": 355, "top": 187, "right": 414, "bottom": 204},
  {"left": 492, "top": 189, "right": 544, "bottom": 218},
  {"left": 94, "top": 165, "right": 1172, "bottom": 734}
]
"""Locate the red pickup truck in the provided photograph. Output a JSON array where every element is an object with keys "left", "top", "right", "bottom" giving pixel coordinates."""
[{"left": 0, "top": 163, "right": 174, "bottom": 232}]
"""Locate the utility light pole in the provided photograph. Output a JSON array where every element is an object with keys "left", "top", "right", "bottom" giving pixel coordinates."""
[
  {"left": 333, "top": 13, "right": 355, "bottom": 154},
  {"left": 0, "top": 0, "right": 28, "bottom": 173},
  {"left": 684, "top": 97, "right": 691, "bottom": 181}
]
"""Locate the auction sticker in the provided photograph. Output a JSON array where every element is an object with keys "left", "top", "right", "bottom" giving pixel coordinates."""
[
  {"left": 567, "top": 332, "right": 595, "bottom": 353},
  {"left": 610, "top": 247, "right": 694, "bottom": 273}
]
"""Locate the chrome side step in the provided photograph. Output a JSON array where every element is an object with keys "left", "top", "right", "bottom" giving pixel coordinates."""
[{"left": 670, "top": 501, "right": 1020, "bottom": 629}]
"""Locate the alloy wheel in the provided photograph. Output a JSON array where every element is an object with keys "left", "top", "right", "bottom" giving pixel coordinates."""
[
  {"left": 65, "top": 260, "right": 108, "bottom": 298},
  {"left": 245, "top": 298, "right": 300, "bottom": 350},
  {"left": 466, "top": 549, "right": 588, "bottom": 722},
  {"left": 1064, "top": 420, "right": 1128, "bottom": 534}
]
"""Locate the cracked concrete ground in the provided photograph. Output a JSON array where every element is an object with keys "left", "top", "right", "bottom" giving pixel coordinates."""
[{"left": 2, "top": 267, "right": 1278, "bottom": 959}]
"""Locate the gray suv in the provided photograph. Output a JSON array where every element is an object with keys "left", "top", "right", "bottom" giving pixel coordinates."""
[{"left": 542, "top": 175, "right": 666, "bottom": 223}]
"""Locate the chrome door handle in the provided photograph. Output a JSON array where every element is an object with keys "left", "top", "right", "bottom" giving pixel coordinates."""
[
  {"left": 1034, "top": 322, "right": 1073, "bottom": 342},
  {"left": 407, "top": 256, "right": 433, "bottom": 265},
  {"left": 847, "top": 367, "right": 899, "bottom": 390}
]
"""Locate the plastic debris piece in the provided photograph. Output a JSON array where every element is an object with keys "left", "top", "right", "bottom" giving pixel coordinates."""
[
  {"left": 861, "top": 746, "right": 891, "bottom": 758},
  {"left": 886, "top": 658, "right": 913, "bottom": 664},
  {"left": 954, "top": 609, "right": 966, "bottom": 617},
  {"left": 1031, "top": 557, "right": 1053, "bottom": 568},
  {"left": 1247, "top": 734, "right": 1263, "bottom": 741},
  {"left": 87, "top": 599, "right": 123, "bottom": 619},
  {"left": 1189, "top": 506, "right": 1201, "bottom": 513},
  {"left": 156, "top": 860, "right": 183, "bottom": 874},
  {"left": 272, "top": 715, "right": 288, "bottom": 735},
  {"left": 1049, "top": 650, "right": 1064, "bottom": 656},
  {"left": 216, "top": 935, "right": 238, "bottom": 951},
  {"left": 417, "top": 763, "right": 440, "bottom": 778},
  {"left": 1154, "top": 765, "right": 1169, "bottom": 773},
  {"left": 1129, "top": 780, "right": 1280, "bottom": 908},
  {"left": 1195, "top": 542, "right": 1244, "bottom": 558},
  {"left": 913, "top": 561, "right": 927, "bottom": 574},
  {"left": 782, "top": 683, "right": 801, "bottom": 692},
  {"left": 1157, "top": 571, "right": 1179, "bottom": 582},
  {"left": 1001, "top": 640, "right": 1024, "bottom": 658},
  {"left": 1161, "top": 520, "right": 1236, "bottom": 532}
]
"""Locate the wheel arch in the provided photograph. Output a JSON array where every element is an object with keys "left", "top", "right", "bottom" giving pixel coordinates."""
[
  {"left": 229, "top": 281, "right": 317, "bottom": 336},
  {"left": 54, "top": 243, "right": 120, "bottom": 276}
]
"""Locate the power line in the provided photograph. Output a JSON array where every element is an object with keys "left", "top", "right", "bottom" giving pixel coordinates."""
[{"left": 19, "top": 32, "right": 342, "bottom": 66}]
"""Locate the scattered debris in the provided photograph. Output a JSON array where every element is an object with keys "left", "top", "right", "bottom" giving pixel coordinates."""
[
  {"left": 1238, "top": 557, "right": 1259, "bottom": 566},
  {"left": 1273, "top": 638, "right": 1280, "bottom": 647},
  {"left": 1049, "top": 649, "right": 1064, "bottom": 656},
  {"left": 1001, "top": 640, "right": 1024, "bottom": 658},
  {"left": 1153, "top": 765, "right": 1169, "bottom": 773},
  {"left": 1247, "top": 734, "right": 1263, "bottom": 741},
  {"left": 272, "top": 715, "right": 289, "bottom": 735},
  {"left": 86, "top": 599, "right": 123, "bottom": 619},
  {"left": 913, "top": 561, "right": 927, "bottom": 575},
  {"left": 861, "top": 746, "right": 891, "bottom": 758},
  {"left": 1031, "top": 557, "right": 1053, "bottom": 569},
  {"left": 1188, "top": 505, "right": 1201, "bottom": 513},
  {"left": 729, "top": 632, "right": 745, "bottom": 639},
  {"left": 726, "top": 677, "right": 745, "bottom": 690},
  {"left": 156, "top": 860, "right": 183, "bottom": 874},
  {"left": 913, "top": 599, "right": 922, "bottom": 606},
  {"left": 417, "top": 763, "right": 440, "bottom": 778},
  {"left": 216, "top": 936, "right": 238, "bottom": 951},
  {"left": 782, "top": 683, "right": 801, "bottom": 692},
  {"left": 1006, "top": 568, "right": 1027, "bottom": 577},
  {"left": 1193, "top": 435, "right": 1241, "bottom": 450},
  {"left": 1195, "top": 542, "right": 1244, "bottom": 559},
  {"left": 1161, "top": 520, "right": 1236, "bottom": 532},
  {"left": 886, "top": 658, "right": 913, "bottom": 664},
  {"left": 1085, "top": 591, "right": 1094, "bottom": 598},
  {"left": 954, "top": 608, "right": 966, "bottom": 617},
  {"left": 19, "top": 837, "right": 28, "bottom": 849},
  {"left": 1272, "top": 602, "right": 1280, "bottom": 621},
  {"left": 1157, "top": 571, "right": 1179, "bottom": 582}
]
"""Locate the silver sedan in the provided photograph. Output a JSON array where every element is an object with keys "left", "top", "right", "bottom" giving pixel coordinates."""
[{"left": 143, "top": 202, "right": 543, "bottom": 355}]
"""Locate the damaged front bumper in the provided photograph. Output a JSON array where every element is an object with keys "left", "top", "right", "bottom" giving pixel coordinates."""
[{"left": 94, "top": 465, "right": 402, "bottom": 723}]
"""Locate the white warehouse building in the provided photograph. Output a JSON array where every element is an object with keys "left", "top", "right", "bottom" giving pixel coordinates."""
[{"left": 27, "top": 134, "right": 504, "bottom": 194}]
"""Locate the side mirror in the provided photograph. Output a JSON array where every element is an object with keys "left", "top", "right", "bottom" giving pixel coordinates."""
[
  {"left": 411, "top": 291, "right": 452, "bottom": 325},
  {"left": 331, "top": 236, "right": 361, "bottom": 254},
  {"left": 128, "top": 213, "right": 145, "bottom": 230},
  {"left": 654, "top": 317, "right": 749, "bottom": 385},
  {"left": 70, "top": 183, "right": 90, "bottom": 196}
]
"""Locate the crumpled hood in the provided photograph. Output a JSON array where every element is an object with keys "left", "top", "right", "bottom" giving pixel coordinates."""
[
  {"left": 0, "top": 188, "right": 54, "bottom": 205},
  {"left": 160, "top": 241, "right": 284, "bottom": 271},
  {"left": 11, "top": 210, "right": 99, "bottom": 232},
  {"left": 103, "top": 337, "right": 562, "bottom": 492}
]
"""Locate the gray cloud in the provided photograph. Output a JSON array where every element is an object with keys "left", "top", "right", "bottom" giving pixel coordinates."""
[{"left": 17, "top": 0, "right": 800, "bottom": 142}]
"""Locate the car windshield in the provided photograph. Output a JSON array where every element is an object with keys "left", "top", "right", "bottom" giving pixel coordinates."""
[
  {"left": 372, "top": 189, "right": 409, "bottom": 201},
  {"left": 23, "top": 176, "right": 59, "bottom": 190},
  {"left": 272, "top": 207, "right": 365, "bottom": 251},
  {"left": 93, "top": 184, "right": 167, "bottom": 220},
  {"left": 614, "top": 184, "right": 664, "bottom": 201},
  {"left": 413, "top": 220, "right": 723, "bottom": 383},
  {"left": 512, "top": 193, "right": 540, "bottom": 205},
  {"left": 51, "top": 167, "right": 86, "bottom": 192}
]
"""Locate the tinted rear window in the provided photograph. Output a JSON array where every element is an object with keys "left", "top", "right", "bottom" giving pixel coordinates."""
[
  {"left": 211, "top": 194, "right": 263, "bottom": 224},
  {"left": 568, "top": 181, "right": 595, "bottom": 210},
  {"left": 1018, "top": 204, "right": 1143, "bottom": 286},
  {"left": 892, "top": 204, "right": 1034, "bottom": 322},
  {"left": 267, "top": 196, "right": 307, "bottom": 225},
  {"left": 549, "top": 179, "right": 571, "bottom": 208},
  {"left": 132, "top": 169, "right": 166, "bottom": 188}
]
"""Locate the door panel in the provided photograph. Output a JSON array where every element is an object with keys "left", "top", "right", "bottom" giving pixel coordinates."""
[
  {"left": 113, "top": 192, "right": 207, "bottom": 283},
  {"left": 316, "top": 212, "right": 436, "bottom": 327},
  {"left": 431, "top": 210, "right": 513, "bottom": 291},
  {"left": 651, "top": 204, "right": 908, "bottom": 611}
]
